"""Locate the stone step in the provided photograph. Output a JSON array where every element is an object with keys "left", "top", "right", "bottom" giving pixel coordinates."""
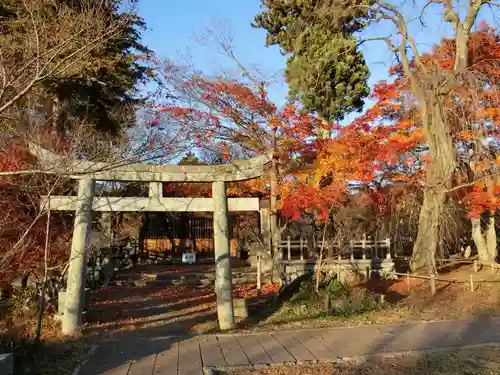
[
  {"left": 113, "top": 275, "right": 264, "bottom": 287},
  {"left": 154, "top": 271, "right": 258, "bottom": 280},
  {"left": 115, "top": 270, "right": 260, "bottom": 281}
]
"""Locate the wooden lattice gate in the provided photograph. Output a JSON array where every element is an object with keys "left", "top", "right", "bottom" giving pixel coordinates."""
[{"left": 140, "top": 213, "right": 240, "bottom": 256}]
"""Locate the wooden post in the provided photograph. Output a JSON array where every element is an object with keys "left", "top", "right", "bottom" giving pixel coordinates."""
[
  {"left": 256, "top": 254, "right": 262, "bottom": 294},
  {"left": 287, "top": 236, "right": 291, "bottom": 261},
  {"left": 300, "top": 237, "right": 304, "bottom": 260},
  {"left": 430, "top": 274, "right": 436, "bottom": 296},
  {"left": 62, "top": 178, "right": 95, "bottom": 335},
  {"left": 470, "top": 274, "right": 474, "bottom": 292},
  {"left": 213, "top": 180, "right": 235, "bottom": 330},
  {"left": 323, "top": 294, "right": 331, "bottom": 310},
  {"left": 379, "top": 294, "right": 385, "bottom": 304},
  {"left": 473, "top": 260, "right": 478, "bottom": 273},
  {"left": 361, "top": 234, "right": 366, "bottom": 259}
]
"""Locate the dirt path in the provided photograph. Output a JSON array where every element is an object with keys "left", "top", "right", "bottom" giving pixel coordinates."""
[{"left": 83, "top": 282, "right": 279, "bottom": 339}]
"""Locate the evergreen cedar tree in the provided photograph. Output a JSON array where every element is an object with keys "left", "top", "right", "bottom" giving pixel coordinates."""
[
  {"left": 46, "top": 0, "right": 152, "bottom": 136},
  {"left": 0, "top": 1, "right": 151, "bottom": 285},
  {"left": 252, "top": 0, "right": 372, "bottom": 122},
  {"left": 0, "top": 0, "right": 152, "bottom": 137}
]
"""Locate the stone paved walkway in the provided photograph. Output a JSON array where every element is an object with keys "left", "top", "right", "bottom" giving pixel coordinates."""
[{"left": 80, "top": 317, "right": 500, "bottom": 375}]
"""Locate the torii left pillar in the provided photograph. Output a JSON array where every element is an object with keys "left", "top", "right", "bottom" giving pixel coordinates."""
[
  {"left": 62, "top": 177, "right": 95, "bottom": 335},
  {"left": 213, "top": 180, "right": 235, "bottom": 330}
]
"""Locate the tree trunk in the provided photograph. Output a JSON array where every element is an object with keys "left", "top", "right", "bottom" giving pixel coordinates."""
[
  {"left": 470, "top": 176, "right": 498, "bottom": 263},
  {"left": 472, "top": 214, "right": 497, "bottom": 263},
  {"left": 486, "top": 214, "right": 497, "bottom": 261},
  {"left": 471, "top": 217, "right": 488, "bottom": 260},
  {"left": 411, "top": 102, "right": 456, "bottom": 273},
  {"left": 270, "top": 156, "right": 279, "bottom": 256},
  {"left": 411, "top": 186, "right": 443, "bottom": 273},
  {"left": 270, "top": 129, "right": 280, "bottom": 260}
]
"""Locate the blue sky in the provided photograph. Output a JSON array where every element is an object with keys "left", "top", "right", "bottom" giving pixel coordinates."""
[
  {"left": 136, "top": 1, "right": 500, "bottom": 123},
  {"left": 136, "top": 0, "right": 288, "bottom": 106}
]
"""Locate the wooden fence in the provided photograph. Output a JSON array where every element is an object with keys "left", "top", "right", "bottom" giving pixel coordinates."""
[
  {"left": 278, "top": 237, "right": 391, "bottom": 261},
  {"left": 393, "top": 259, "right": 500, "bottom": 296}
]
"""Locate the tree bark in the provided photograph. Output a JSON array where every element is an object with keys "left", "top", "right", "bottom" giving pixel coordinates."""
[
  {"left": 411, "top": 186, "right": 443, "bottom": 273},
  {"left": 270, "top": 156, "right": 279, "bottom": 257},
  {"left": 472, "top": 214, "right": 497, "bottom": 263},
  {"left": 486, "top": 214, "right": 497, "bottom": 261},
  {"left": 269, "top": 129, "right": 281, "bottom": 264},
  {"left": 471, "top": 217, "right": 487, "bottom": 259},
  {"left": 405, "top": 0, "right": 483, "bottom": 273},
  {"left": 411, "top": 102, "right": 456, "bottom": 273}
]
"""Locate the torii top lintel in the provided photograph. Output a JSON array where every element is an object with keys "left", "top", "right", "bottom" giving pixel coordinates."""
[{"left": 28, "top": 143, "right": 273, "bottom": 182}]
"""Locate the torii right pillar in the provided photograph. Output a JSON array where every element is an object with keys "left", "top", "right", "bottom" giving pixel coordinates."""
[{"left": 212, "top": 180, "right": 235, "bottom": 330}]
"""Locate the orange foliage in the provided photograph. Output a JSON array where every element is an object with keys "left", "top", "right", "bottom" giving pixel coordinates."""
[
  {"left": 154, "top": 74, "right": 323, "bottom": 200},
  {"left": 0, "top": 145, "right": 71, "bottom": 286},
  {"left": 155, "top": 27, "right": 500, "bottom": 222},
  {"left": 283, "top": 25, "right": 500, "bottom": 221}
]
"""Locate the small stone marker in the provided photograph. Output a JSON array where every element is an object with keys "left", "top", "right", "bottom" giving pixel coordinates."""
[
  {"left": 0, "top": 353, "right": 13, "bottom": 375},
  {"left": 233, "top": 298, "right": 248, "bottom": 318},
  {"left": 182, "top": 252, "right": 196, "bottom": 264}
]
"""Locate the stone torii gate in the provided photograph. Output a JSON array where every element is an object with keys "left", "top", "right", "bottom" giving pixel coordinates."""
[{"left": 29, "top": 144, "right": 272, "bottom": 335}]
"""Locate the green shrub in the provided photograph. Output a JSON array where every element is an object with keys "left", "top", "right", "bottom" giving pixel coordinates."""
[
  {"left": 273, "top": 277, "right": 382, "bottom": 323},
  {"left": 325, "top": 279, "right": 347, "bottom": 299},
  {"left": 289, "top": 280, "right": 319, "bottom": 304},
  {"left": 328, "top": 294, "right": 379, "bottom": 318}
]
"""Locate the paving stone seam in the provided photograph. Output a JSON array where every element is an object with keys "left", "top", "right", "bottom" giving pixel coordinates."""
[
  {"left": 71, "top": 344, "right": 100, "bottom": 375},
  {"left": 202, "top": 342, "right": 500, "bottom": 373},
  {"left": 120, "top": 316, "right": 500, "bottom": 342}
]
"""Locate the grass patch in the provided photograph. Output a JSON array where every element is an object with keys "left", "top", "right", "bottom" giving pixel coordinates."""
[
  {"left": 241, "top": 265, "right": 500, "bottom": 331},
  {"left": 267, "top": 279, "right": 383, "bottom": 325}
]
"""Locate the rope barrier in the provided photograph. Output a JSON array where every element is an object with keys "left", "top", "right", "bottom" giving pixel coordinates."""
[{"left": 392, "top": 270, "right": 500, "bottom": 284}]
